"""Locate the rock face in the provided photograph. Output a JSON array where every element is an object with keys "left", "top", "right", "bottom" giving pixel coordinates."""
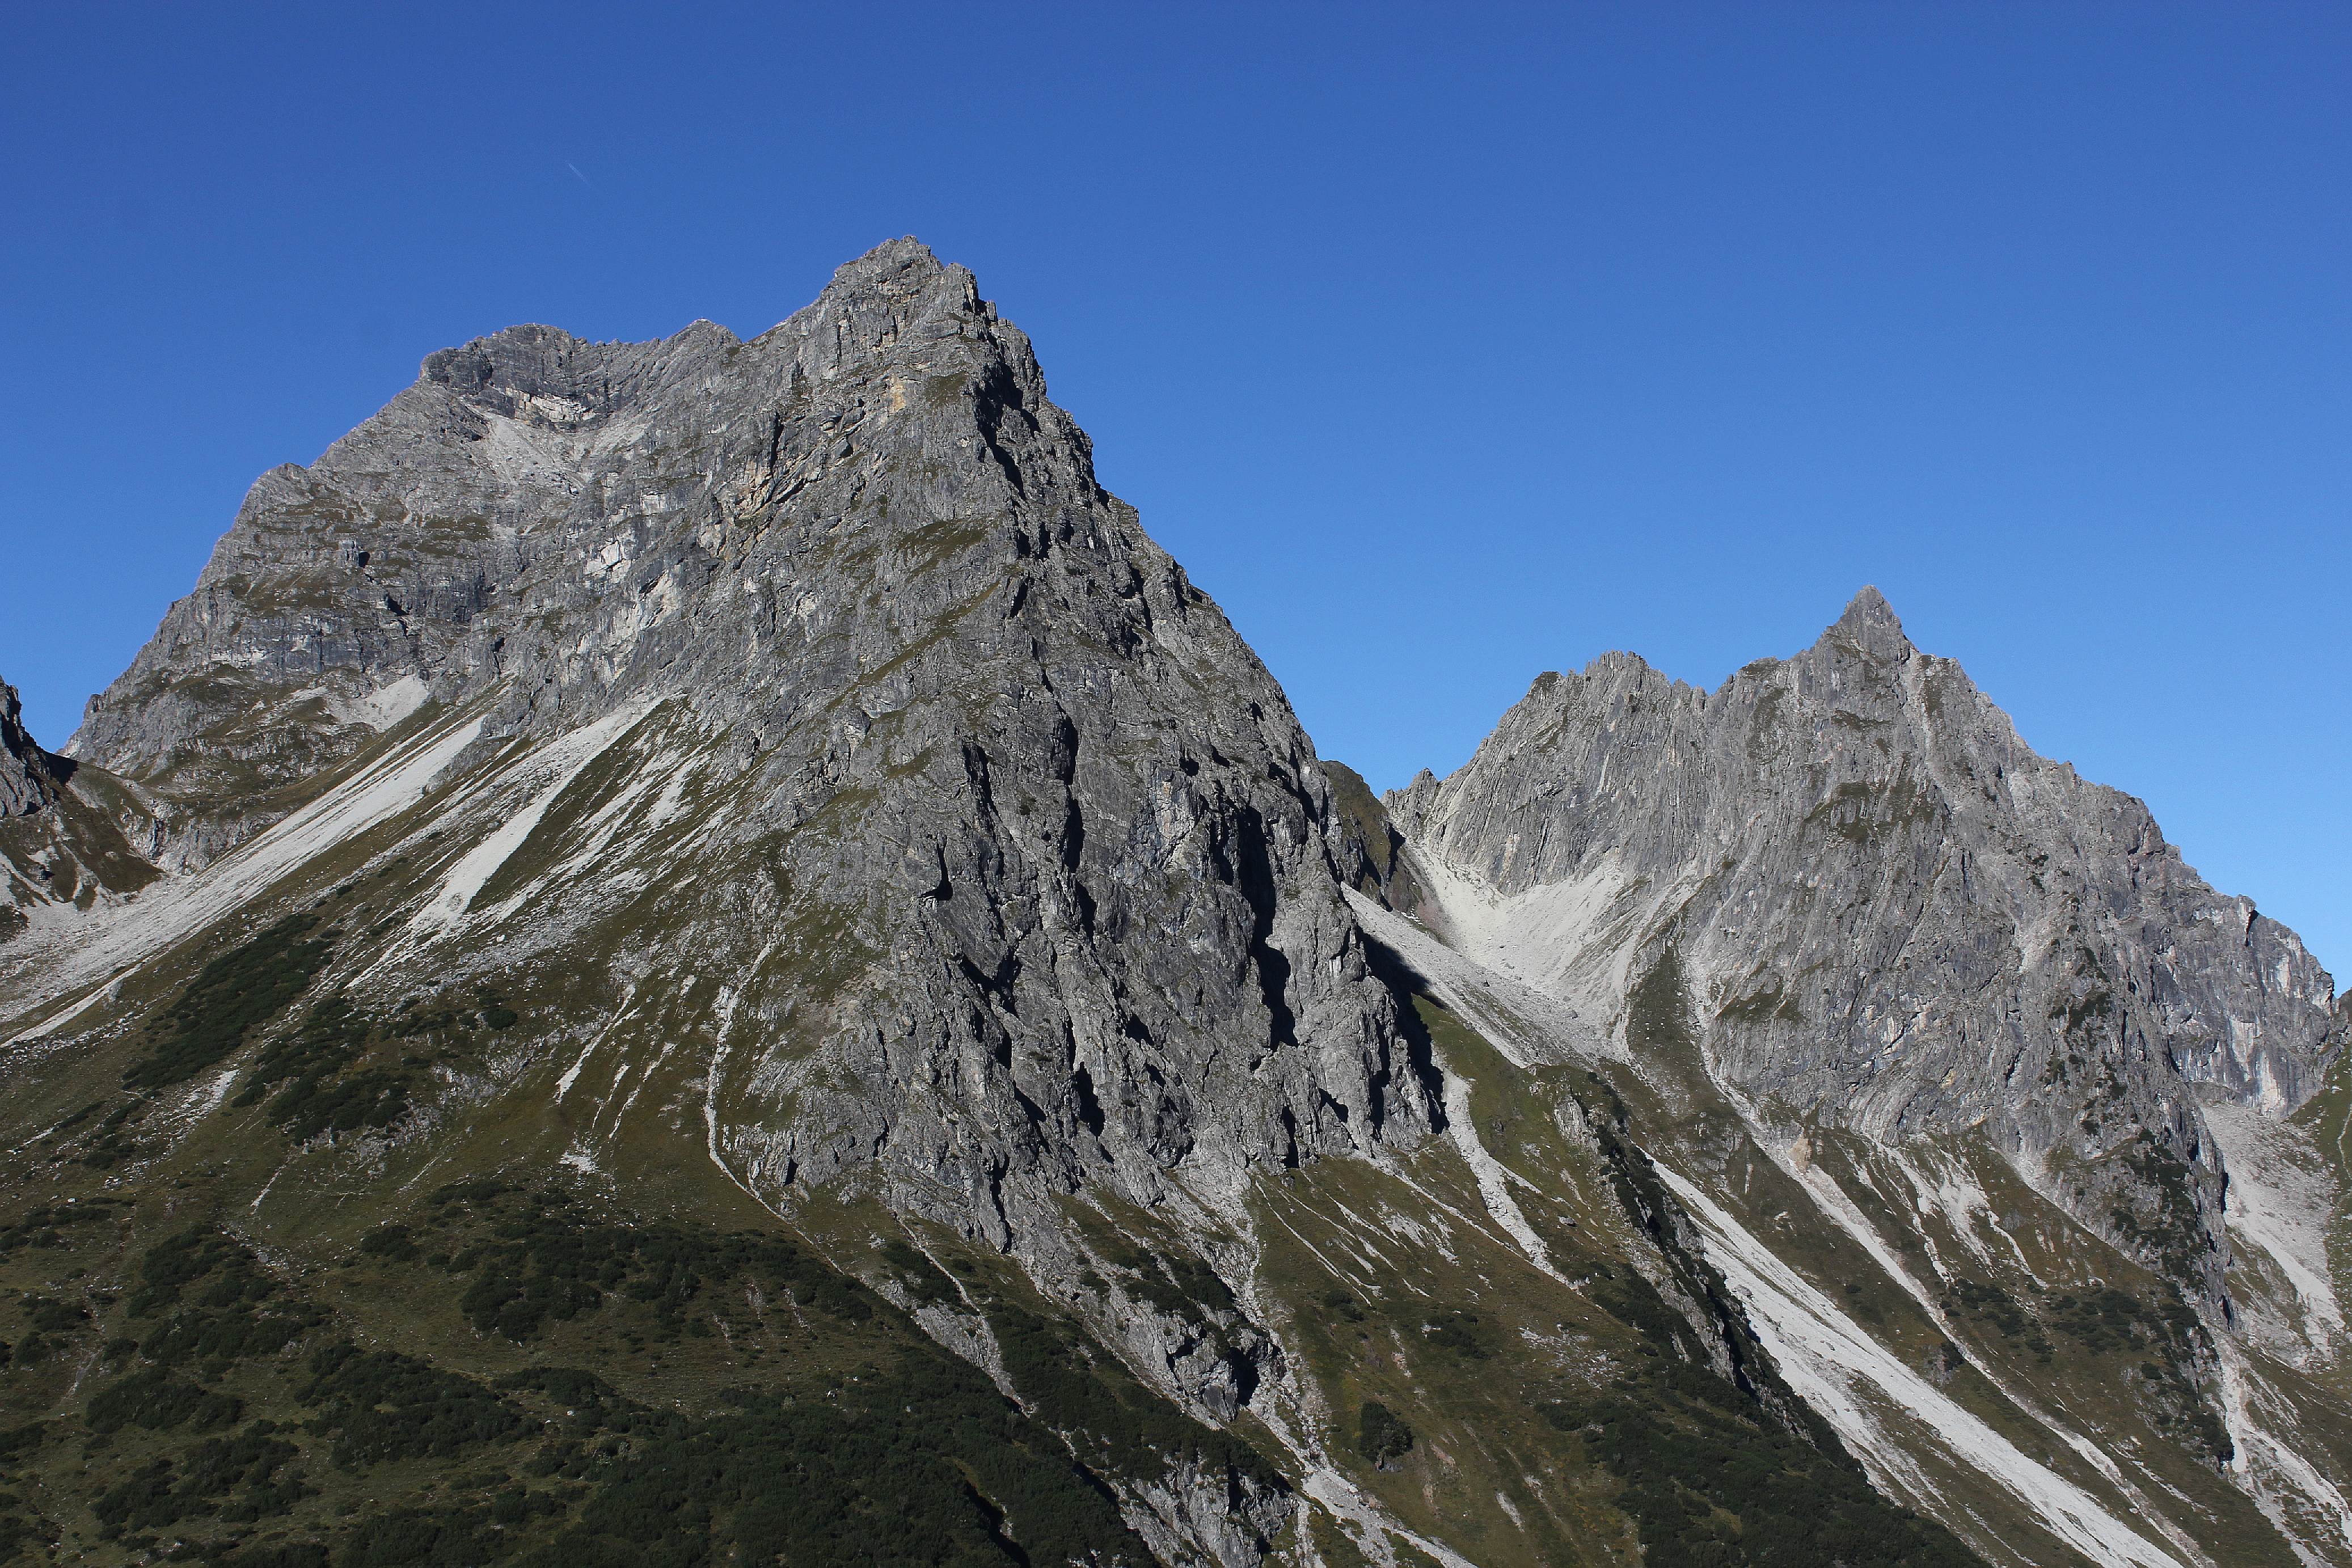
[
  {"left": 2, "top": 678, "right": 158, "bottom": 939},
  {"left": 2, "top": 679, "right": 63, "bottom": 817},
  {"left": 62, "top": 236, "right": 1440, "bottom": 1246},
  {"left": 1386, "top": 588, "right": 2340, "bottom": 1297},
  {"left": 7, "top": 246, "right": 2349, "bottom": 1568}
]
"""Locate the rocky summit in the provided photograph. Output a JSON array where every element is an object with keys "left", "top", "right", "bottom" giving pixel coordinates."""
[{"left": 1, "top": 241, "right": 2346, "bottom": 1568}]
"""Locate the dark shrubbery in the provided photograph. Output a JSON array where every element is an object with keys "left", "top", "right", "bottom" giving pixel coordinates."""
[
  {"left": 1107, "top": 1243, "right": 1238, "bottom": 1320},
  {"left": 985, "top": 1294, "right": 1280, "bottom": 1496},
  {"left": 879, "top": 1239, "right": 958, "bottom": 1305},
  {"left": 337, "top": 1505, "right": 504, "bottom": 1567},
  {"left": 427, "top": 1182, "right": 871, "bottom": 1342},
  {"left": 1949, "top": 1278, "right": 2048, "bottom": 1358},
  {"left": 127, "top": 1227, "right": 327, "bottom": 1369},
  {"left": 90, "top": 1423, "right": 303, "bottom": 1536},
  {"left": 1540, "top": 1359, "right": 1978, "bottom": 1568},
  {"left": 1356, "top": 1401, "right": 1412, "bottom": 1468},
  {"left": 237, "top": 994, "right": 417, "bottom": 1141},
  {"left": 41, "top": 1188, "right": 1247, "bottom": 1568},
  {"left": 86, "top": 1367, "right": 241, "bottom": 1436},
  {"left": 512, "top": 1358, "right": 1147, "bottom": 1568},
  {"left": 209, "top": 1544, "right": 331, "bottom": 1568},
  {"left": 125, "top": 915, "right": 335, "bottom": 1090},
  {"left": 299, "top": 1343, "right": 528, "bottom": 1466},
  {"left": 1419, "top": 1309, "right": 1495, "bottom": 1360},
  {"left": 358, "top": 1224, "right": 419, "bottom": 1263},
  {"left": 0, "top": 1197, "right": 115, "bottom": 1258}
]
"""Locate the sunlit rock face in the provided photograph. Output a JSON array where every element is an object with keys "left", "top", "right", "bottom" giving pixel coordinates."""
[
  {"left": 50, "top": 236, "right": 1443, "bottom": 1258},
  {"left": 1387, "top": 588, "right": 2340, "bottom": 1297}
]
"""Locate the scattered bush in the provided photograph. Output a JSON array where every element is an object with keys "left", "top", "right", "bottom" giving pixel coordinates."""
[
  {"left": 125, "top": 914, "right": 335, "bottom": 1090},
  {"left": 299, "top": 1342, "right": 527, "bottom": 1466},
  {"left": 1356, "top": 1401, "right": 1413, "bottom": 1468}
]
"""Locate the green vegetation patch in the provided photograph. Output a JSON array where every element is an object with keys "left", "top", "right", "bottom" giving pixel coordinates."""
[
  {"left": 86, "top": 1366, "right": 243, "bottom": 1438},
  {"left": 1105, "top": 1241, "right": 1238, "bottom": 1320},
  {"left": 877, "top": 1239, "right": 958, "bottom": 1306},
  {"left": 0, "top": 1195, "right": 120, "bottom": 1261},
  {"left": 425, "top": 1181, "right": 873, "bottom": 1342},
  {"left": 1542, "top": 1358, "right": 1980, "bottom": 1568},
  {"left": 84, "top": 1227, "right": 331, "bottom": 1441},
  {"left": 235, "top": 993, "right": 415, "bottom": 1142},
  {"left": 1356, "top": 1401, "right": 1413, "bottom": 1468},
  {"left": 2, "top": 1186, "right": 1176, "bottom": 1568},
  {"left": 1418, "top": 1308, "right": 1499, "bottom": 1360},
  {"left": 125, "top": 1226, "right": 328, "bottom": 1367},
  {"left": 506, "top": 1360, "right": 1148, "bottom": 1568},
  {"left": 91, "top": 1422, "right": 305, "bottom": 1537},
  {"left": 125, "top": 914, "right": 336, "bottom": 1090},
  {"left": 299, "top": 1342, "right": 528, "bottom": 1466},
  {"left": 1945, "top": 1273, "right": 2226, "bottom": 1460}
]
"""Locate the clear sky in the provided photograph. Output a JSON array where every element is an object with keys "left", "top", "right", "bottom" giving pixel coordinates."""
[{"left": 3, "top": 3, "right": 2346, "bottom": 977}]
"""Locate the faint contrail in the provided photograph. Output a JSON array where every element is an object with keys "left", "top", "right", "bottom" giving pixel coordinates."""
[{"left": 567, "top": 162, "right": 593, "bottom": 189}]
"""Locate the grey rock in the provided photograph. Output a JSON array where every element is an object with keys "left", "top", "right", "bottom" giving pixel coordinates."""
[
  {"left": 45, "top": 241, "right": 1443, "bottom": 1480},
  {"left": 1, "top": 679, "right": 59, "bottom": 818},
  {"left": 2, "top": 679, "right": 159, "bottom": 940},
  {"left": 1387, "top": 586, "right": 2341, "bottom": 1299}
]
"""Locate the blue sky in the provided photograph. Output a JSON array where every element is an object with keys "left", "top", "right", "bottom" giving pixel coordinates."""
[{"left": 3, "top": 3, "right": 2346, "bottom": 975}]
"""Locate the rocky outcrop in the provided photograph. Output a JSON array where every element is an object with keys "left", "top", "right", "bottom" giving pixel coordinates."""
[
  {"left": 2, "top": 679, "right": 63, "bottom": 817},
  {"left": 1389, "top": 589, "right": 2341, "bottom": 1299},
  {"left": 55, "top": 235, "right": 1442, "bottom": 1263},
  {"left": 2, "top": 679, "right": 162, "bottom": 943}
]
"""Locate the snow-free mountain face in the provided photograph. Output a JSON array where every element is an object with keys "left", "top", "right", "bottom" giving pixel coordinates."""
[
  {"left": 37, "top": 238, "right": 1446, "bottom": 1225},
  {"left": 1383, "top": 588, "right": 2339, "bottom": 1301},
  {"left": 1366, "top": 591, "right": 2352, "bottom": 1563},
  {"left": 1, "top": 243, "right": 2345, "bottom": 1568}
]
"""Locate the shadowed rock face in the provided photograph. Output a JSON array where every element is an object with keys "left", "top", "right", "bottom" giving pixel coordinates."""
[
  {"left": 1388, "top": 588, "right": 2340, "bottom": 1297},
  {"left": 2, "top": 679, "right": 66, "bottom": 817},
  {"left": 56, "top": 238, "right": 1441, "bottom": 1244},
  {"left": 3, "top": 679, "right": 160, "bottom": 938}
]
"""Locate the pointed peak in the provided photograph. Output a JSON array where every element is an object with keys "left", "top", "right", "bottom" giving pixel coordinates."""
[
  {"left": 1838, "top": 584, "right": 1898, "bottom": 629},
  {"left": 825, "top": 236, "right": 955, "bottom": 297},
  {"left": 1581, "top": 650, "right": 1654, "bottom": 678},
  {"left": 1822, "top": 586, "right": 1914, "bottom": 662},
  {"left": 801, "top": 238, "right": 984, "bottom": 339}
]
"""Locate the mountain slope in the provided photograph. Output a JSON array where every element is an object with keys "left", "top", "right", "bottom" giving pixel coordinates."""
[
  {"left": 1386, "top": 589, "right": 2337, "bottom": 1293},
  {"left": 0, "top": 246, "right": 2342, "bottom": 1568},
  {"left": 1370, "top": 590, "right": 2352, "bottom": 1565}
]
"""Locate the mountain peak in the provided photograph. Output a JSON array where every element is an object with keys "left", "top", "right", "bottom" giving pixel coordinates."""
[
  {"left": 829, "top": 234, "right": 946, "bottom": 288},
  {"left": 1822, "top": 584, "right": 1913, "bottom": 662},
  {"left": 809, "top": 235, "right": 981, "bottom": 332}
]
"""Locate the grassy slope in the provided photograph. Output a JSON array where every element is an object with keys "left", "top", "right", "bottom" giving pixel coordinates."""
[{"left": 4, "top": 698, "right": 2321, "bottom": 1568}]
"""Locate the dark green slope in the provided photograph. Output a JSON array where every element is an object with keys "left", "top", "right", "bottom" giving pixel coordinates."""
[{"left": 0, "top": 864, "right": 1998, "bottom": 1568}]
